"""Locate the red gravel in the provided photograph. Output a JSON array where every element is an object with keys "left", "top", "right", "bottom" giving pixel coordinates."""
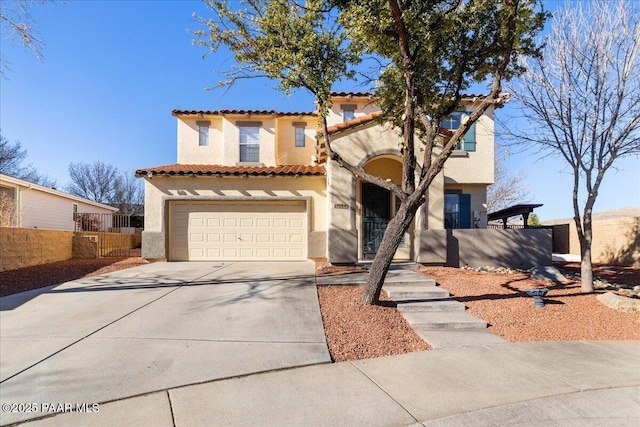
[
  {"left": 317, "top": 285, "right": 431, "bottom": 362},
  {"left": 419, "top": 266, "right": 640, "bottom": 342}
]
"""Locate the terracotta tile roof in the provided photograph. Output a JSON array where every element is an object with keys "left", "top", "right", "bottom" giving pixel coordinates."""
[
  {"left": 322, "top": 111, "right": 454, "bottom": 137},
  {"left": 328, "top": 92, "right": 509, "bottom": 102},
  {"left": 313, "top": 112, "right": 455, "bottom": 164},
  {"left": 172, "top": 109, "right": 318, "bottom": 117},
  {"left": 135, "top": 164, "right": 325, "bottom": 177},
  {"left": 326, "top": 111, "right": 383, "bottom": 135},
  {"left": 330, "top": 91, "right": 374, "bottom": 98}
]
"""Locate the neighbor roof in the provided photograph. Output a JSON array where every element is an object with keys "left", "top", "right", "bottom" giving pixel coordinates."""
[
  {"left": 135, "top": 164, "right": 326, "bottom": 178},
  {"left": 0, "top": 173, "right": 119, "bottom": 212}
]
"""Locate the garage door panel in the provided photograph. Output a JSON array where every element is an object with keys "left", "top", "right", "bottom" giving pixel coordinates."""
[
  {"left": 240, "top": 218, "right": 254, "bottom": 228},
  {"left": 256, "top": 233, "right": 271, "bottom": 243},
  {"left": 207, "top": 218, "right": 221, "bottom": 227},
  {"left": 289, "top": 248, "right": 303, "bottom": 258},
  {"left": 170, "top": 201, "right": 307, "bottom": 261},
  {"left": 256, "top": 218, "right": 270, "bottom": 228},
  {"left": 273, "top": 219, "right": 287, "bottom": 227},
  {"left": 223, "top": 218, "right": 237, "bottom": 227}
]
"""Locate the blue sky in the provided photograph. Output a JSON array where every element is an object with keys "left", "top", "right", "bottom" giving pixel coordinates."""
[{"left": 1, "top": 0, "right": 638, "bottom": 221}]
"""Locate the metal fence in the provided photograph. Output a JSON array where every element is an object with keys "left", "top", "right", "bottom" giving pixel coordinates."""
[{"left": 75, "top": 213, "right": 140, "bottom": 257}]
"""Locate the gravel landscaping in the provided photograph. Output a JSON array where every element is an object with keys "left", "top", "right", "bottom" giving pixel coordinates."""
[{"left": 1, "top": 257, "right": 638, "bottom": 364}]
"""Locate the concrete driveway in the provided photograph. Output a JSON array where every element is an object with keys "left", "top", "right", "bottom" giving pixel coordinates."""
[{"left": 0, "top": 261, "right": 330, "bottom": 425}]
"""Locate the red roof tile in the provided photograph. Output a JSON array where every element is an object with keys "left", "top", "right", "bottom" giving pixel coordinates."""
[
  {"left": 172, "top": 109, "right": 318, "bottom": 117},
  {"left": 329, "top": 92, "right": 502, "bottom": 101},
  {"left": 135, "top": 164, "right": 326, "bottom": 177},
  {"left": 330, "top": 91, "right": 375, "bottom": 98},
  {"left": 326, "top": 111, "right": 383, "bottom": 135}
]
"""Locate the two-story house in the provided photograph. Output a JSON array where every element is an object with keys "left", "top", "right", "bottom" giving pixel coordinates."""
[{"left": 136, "top": 92, "right": 498, "bottom": 264}]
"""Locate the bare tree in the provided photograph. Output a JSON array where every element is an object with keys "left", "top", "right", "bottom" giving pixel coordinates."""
[
  {"left": 0, "top": 135, "right": 56, "bottom": 186},
  {"left": 67, "top": 161, "right": 143, "bottom": 215},
  {"left": 67, "top": 161, "right": 119, "bottom": 205},
  {"left": 487, "top": 145, "right": 530, "bottom": 213},
  {"left": 507, "top": 0, "right": 640, "bottom": 292},
  {"left": 0, "top": 190, "right": 19, "bottom": 227},
  {"left": 112, "top": 172, "right": 143, "bottom": 215},
  {"left": 0, "top": 0, "right": 57, "bottom": 77}
]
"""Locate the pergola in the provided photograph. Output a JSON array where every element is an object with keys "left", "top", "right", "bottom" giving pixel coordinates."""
[{"left": 487, "top": 204, "right": 543, "bottom": 229}]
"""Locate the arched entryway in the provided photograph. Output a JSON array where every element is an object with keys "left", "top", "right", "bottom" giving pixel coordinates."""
[{"left": 358, "top": 156, "right": 412, "bottom": 260}]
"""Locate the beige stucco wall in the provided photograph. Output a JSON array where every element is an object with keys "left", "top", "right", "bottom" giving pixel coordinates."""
[
  {"left": 276, "top": 117, "right": 319, "bottom": 165},
  {"left": 443, "top": 107, "right": 495, "bottom": 185},
  {"left": 418, "top": 228, "right": 552, "bottom": 268},
  {"left": 326, "top": 96, "right": 381, "bottom": 126},
  {"left": 142, "top": 176, "right": 327, "bottom": 259},
  {"left": 177, "top": 115, "right": 320, "bottom": 167},
  {"left": 0, "top": 228, "right": 74, "bottom": 272},
  {"left": 177, "top": 116, "right": 224, "bottom": 164}
]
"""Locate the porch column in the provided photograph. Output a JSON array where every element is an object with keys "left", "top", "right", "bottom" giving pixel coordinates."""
[{"left": 327, "top": 161, "right": 358, "bottom": 264}]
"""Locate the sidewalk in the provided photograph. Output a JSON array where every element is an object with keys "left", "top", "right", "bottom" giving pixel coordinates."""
[{"left": 10, "top": 340, "right": 640, "bottom": 426}]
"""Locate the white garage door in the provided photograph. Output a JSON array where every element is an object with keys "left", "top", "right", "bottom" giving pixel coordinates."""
[{"left": 170, "top": 201, "right": 307, "bottom": 261}]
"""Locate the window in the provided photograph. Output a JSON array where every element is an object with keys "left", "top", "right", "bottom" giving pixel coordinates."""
[
  {"left": 440, "top": 111, "right": 476, "bottom": 151},
  {"left": 72, "top": 204, "right": 78, "bottom": 221},
  {"left": 239, "top": 125, "right": 260, "bottom": 162},
  {"left": 197, "top": 120, "right": 210, "bottom": 147},
  {"left": 294, "top": 124, "right": 306, "bottom": 147},
  {"left": 341, "top": 104, "right": 356, "bottom": 122},
  {"left": 444, "top": 193, "right": 471, "bottom": 229}
]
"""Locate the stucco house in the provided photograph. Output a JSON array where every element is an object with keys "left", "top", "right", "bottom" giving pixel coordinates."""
[
  {"left": 136, "top": 92, "right": 511, "bottom": 264},
  {"left": 0, "top": 173, "right": 118, "bottom": 230}
]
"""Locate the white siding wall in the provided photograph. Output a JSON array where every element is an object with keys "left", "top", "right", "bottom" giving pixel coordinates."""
[{"left": 20, "top": 189, "right": 113, "bottom": 231}]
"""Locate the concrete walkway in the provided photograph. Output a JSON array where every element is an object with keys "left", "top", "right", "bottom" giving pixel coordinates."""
[
  {"left": 6, "top": 341, "right": 639, "bottom": 426},
  {"left": 0, "top": 261, "right": 330, "bottom": 425}
]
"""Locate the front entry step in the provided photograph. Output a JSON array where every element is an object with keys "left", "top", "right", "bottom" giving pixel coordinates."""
[
  {"left": 413, "top": 329, "right": 509, "bottom": 349},
  {"left": 401, "top": 311, "right": 488, "bottom": 329},
  {"left": 384, "top": 286, "right": 450, "bottom": 300},
  {"left": 396, "top": 300, "right": 466, "bottom": 312}
]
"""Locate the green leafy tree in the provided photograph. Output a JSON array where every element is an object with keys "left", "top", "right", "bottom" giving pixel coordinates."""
[{"left": 195, "top": 0, "right": 548, "bottom": 304}]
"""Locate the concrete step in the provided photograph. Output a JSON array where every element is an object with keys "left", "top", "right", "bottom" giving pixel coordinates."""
[
  {"left": 383, "top": 278, "right": 437, "bottom": 287},
  {"left": 413, "top": 329, "right": 508, "bottom": 349},
  {"left": 401, "top": 311, "right": 487, "bottom": 329},
  {"left": 396, "top": 299, "right": 466, "bottom": 313},
  {"left": 384, "top": 286, "right": 450, "bottom": 300}
]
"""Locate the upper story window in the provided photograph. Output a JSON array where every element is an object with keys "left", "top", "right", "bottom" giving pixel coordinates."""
[
  {"left": 238, "top": 121, "right": 261, "bottom": 162},
  {"left": 341, "top": 104, "right": 356, "bottom": 122},
  {"left": 197, "top": 120, "right": 210, "bottom": 147},
  {"left": 441, "top": 111, "right": 476, "bottom": 151},
  {"left": 72, "top": 203, "right": 78, "bottom": 221},
  {"left": 293, "top": 122, "right": 306, "bottom": 147}
]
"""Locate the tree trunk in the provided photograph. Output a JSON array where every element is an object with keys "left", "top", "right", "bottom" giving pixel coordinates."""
[
  {"left": 362, "top": 199, "right": 419, "bottom": 305},
  {"left": 579, "top": 213, "right": 595, "bottom": 292}
]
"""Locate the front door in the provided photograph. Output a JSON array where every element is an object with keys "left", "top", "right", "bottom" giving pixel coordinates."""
[{"left": 361, "top": 183, "right": 411, "bottom": 260}]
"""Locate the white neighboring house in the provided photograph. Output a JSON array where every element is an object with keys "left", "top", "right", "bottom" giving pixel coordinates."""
[{"left": 0, "top": 174, "right": 118, "bottom": 230}]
